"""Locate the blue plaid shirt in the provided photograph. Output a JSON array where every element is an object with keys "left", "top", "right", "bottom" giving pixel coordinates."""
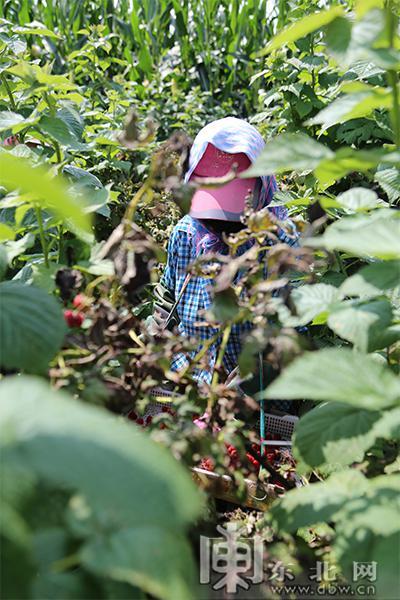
[{"left": 162, "top": 210, "right": 298, "bottom": 385}]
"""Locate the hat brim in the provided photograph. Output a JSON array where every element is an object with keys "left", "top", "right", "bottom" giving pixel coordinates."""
[{"left": 190, "top": 177, "right": 256, "bottom": 221}]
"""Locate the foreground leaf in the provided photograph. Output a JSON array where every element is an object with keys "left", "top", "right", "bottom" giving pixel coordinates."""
[
  {"left": 0, "top": 282, "right": 66, "bottom": 373},
  {"left": 293, "top": 403, "right": 400, "bottom": 468},
  {"left": 0, "top": 376, "right": 202, "bottom": 599},
  {"left": 260, "top": 348, "right": 400, "bottom": 410},
  {"left": 0, "top": 152, "right": 91, "bottom": 237},
  {"left": 305, "top": 211, "right": 400, "bottom": 259},
  {"left": 243, "top": 133, "right": 333, "bottom": 176}
]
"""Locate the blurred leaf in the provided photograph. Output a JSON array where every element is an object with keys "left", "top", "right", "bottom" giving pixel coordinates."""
[
  {"left": 0, "top": 223, "right": 15, "bottom": 241},
  {"left": 210, "top": 288, "right": 239, "bottom": 322},
  {"left": 244, "top": 133, "right": 333, "bottom": 176},
  {"left": 0, "top": 282, "right": 66, "bottom": 373},
  {"left": 0, "top": 152, "right": 91, "bottom": 237},
  {"left": 290, "top": 283, "right": 339, "bottom": 325},
  {"left": 308, "top": 89, "right": 392, "bottom": 132},
  {"left": 305, "top": 211, "right": 400, "bottom": 259},
  {"left": 256, "top": 6, "right": 344, "bottom": 56},
  {"left": 0, "top": 111, "right": 25, "bottom": 132},
  {"left": 375, "top": 168, "right": 400, "bottom": 204},
  {"left": 0, "top": 376, "right": 202, "bottom": 598},
  {"left": 325, "top": 16, "right": 352, "bottom": 60},
  {"left": 340, "top": 260, "right": 400, "bottom": 298},
  {"left": 260, "top": 347, "right": 400, "bottom": 409},
  {"left": 335, "top": 187, "right": 381, "bottom": 212},
  {"left": 293, "top": 402, "right": 400, "bottom": 468}
]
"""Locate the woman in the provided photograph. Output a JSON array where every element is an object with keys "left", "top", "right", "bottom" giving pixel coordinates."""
[{"left": 148, "top": 117, "right": 298, "bottom": 388}]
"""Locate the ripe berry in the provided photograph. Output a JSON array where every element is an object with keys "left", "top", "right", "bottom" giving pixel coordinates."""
[
  {"left": 72, "top": 294, "right": 88, "bottom": 309},
  {"left": 64, "top": 310, "right": 84, "bottom": 328},
  {"left": 136, "top": 418, "right": 144, "bottom": 426},
  {"left": 145, "top": 415, "right": 152, "bottom": 426},
  {"left": 127, "top": 410, "right": 137, "bottom": 421},
  {"left": 199, "top": 457, "right": 214, "bottom": 472}
]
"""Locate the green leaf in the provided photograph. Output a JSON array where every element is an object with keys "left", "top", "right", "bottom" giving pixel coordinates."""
[
  {"left": 340, "top": 260, "right": 400, "bottom": 298},
  {"left": 14, "top": 24, "right": 60, "bottom": 39},
  {"left": 327, "top": 299, "right": 393, "bottom": 352},
  {"left": 290, "top": 283, "right": 339, "bottom": 325},
  {"left": 375, "top": 167, "right": 400, "bottom": 204},
  {"left": 325, "top": 16, "right": 352, "bottom": 60},
  {"left": 0, "top": 233, "right": 35, "bottom": 264},
  {"left": 293, "top": 403, "right": 400, "bottom": 468},
  {"left": 335, "top": 476, "right": 400, "bottom": 597},
  {"left": 256, "top": 6, "right": 344, "bottom": 57},
  {"left": 81, "top": 527, "right": 196, "bottom": 600},
  {"left": 260, "top": 347, "right": 400, "bottom": 410},
  {"left": 315, "top": 147, "right": 386, "bottom": 188},
  {"left": 210, "top": 288, "right": 239, "bottom": 322},
  {"left": 305, "top": 212, "right": 400, "bottom": 259},
  {"left": 0, "top": 282, "right": 66, "bottom": 373},
  {"left": 335, "top": 187, "right": 381, "bottom": 212},
  {"left": 243, "top": 133, "right": 333, "bottom": 177},
  {"left": 39, "top": 115, "right": 87, "bottom": 150},
  {"left": 271, "top": 469, "right": 370, "bottom": 531},
  {"left": 0, "top": 376, "right": 202, "bottom": 598},
  {"left": 0, "top": 152, "right": 91, "bottom": 237},
  {"left": 0, "top": 223, "right": 15, "bottom": 241},
  {"left": 307, "top": 89, "right": 392, "bottom": 132},
  {"left": 0, "top": 111, "right": 25, "bottom": 132}
]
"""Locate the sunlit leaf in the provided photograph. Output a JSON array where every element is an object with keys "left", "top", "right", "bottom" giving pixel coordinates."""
[
  {"left": 260, "top": 347, "right": 400, "bottom": 409},
  {"left": 255, "top": 6, "right": 344, "bottom": 57},
  {"left": 0, "top": 152, "right": 91, "bottom": 236}
]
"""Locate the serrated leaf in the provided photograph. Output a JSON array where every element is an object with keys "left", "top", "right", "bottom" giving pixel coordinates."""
[
  {"left": 290, "top": 283, "right": 339, "bottom": 325},
  {"left": 340, "top": 260, "right": 400, "bottom": 298},
  {"left": 256, "top": 6, "right": 344, "bottom": 57},
  {"left": 293, "top": 403, "right": 400, "bottom": 468},
  {"left": 375, "top": 168, "right": 400, "bottom": 203},
  {"left": 327, "top": 298, "right": 393, "bottom": 352},
  {"left": 0, "top": 111, "right": 25, "bottom": 132},
  {"left": 0, "top": 152, "right": 91, "bottom": 237},
  {"left": 260, "top": 348, "right": 400, "bottom": 410},
  {"left": 243, "top": 133, "right": 333, "bottom": 177},
  {"left": 305, "top": 212, "right": 400, "bottom": 259},
  {"left": 0, "top": 282, "right": 66, "bottom": 372},
  {"left": 307, "top": 89, "right": 392, "bottom": 132},
  {"left": 335, "top": 187, "right": 381, "bottom": 211}
]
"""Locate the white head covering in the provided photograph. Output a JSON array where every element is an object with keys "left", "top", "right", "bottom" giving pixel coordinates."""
[{"left": 184, "top": 117, "right": 265, "bottom": 183}]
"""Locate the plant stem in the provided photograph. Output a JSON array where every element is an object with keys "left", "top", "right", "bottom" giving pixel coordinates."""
[
  {"left": 58, "top": 225, "right": 63, "bottom": 263},
  {"left": 211, "top": 323, "right": 232, "bottom": 388},
  {"left": 35, "top": 206, "right": 49, "bottom": 268},
  {"left": 1, "top": 74, "right": 17, "bottom": 110},
  {"left": 385, "top": 0, "right": 400, "bottom": 149}
]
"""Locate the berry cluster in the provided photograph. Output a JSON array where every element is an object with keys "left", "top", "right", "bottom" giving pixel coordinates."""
[
  {"left": 63, "top": 309, "right": 84, "bottom": 328},
  {"left": 63, "top": 294, "right": 90, "bottom": 328}
]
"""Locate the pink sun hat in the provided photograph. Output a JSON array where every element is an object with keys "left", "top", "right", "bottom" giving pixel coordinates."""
[{"left": 189, "top": 143, "right": 257, "bottom": 221}]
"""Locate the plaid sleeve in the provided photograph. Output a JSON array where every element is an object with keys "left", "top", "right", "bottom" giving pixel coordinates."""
[{"left": 161, "top": 225, "right": 192, "bottom": 296}]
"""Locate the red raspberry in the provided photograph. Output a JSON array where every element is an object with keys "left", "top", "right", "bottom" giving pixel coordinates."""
[
  {"left": 64, "top": 310, "right": 84, "bottom": 328},
  {"left": 145, "top": 415, "right": 152, "bottom": 425},
  {"left": 64, "top": 309, "right": 75, "bottom": 327},
  {"left": 72, "top": 294, "right": 87, "bottom": 309},
  {"left": 127, "top": 410, "right": 137, "bottom": 421},
  {"left": 136, "top": 418, "right": 144, "bottom": 426},
  {"left": 199, "top": 457, "right": 214, "bottom": 471},
  {"left": 73, "top": 312, "right": 84, "bottom": 327}
]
